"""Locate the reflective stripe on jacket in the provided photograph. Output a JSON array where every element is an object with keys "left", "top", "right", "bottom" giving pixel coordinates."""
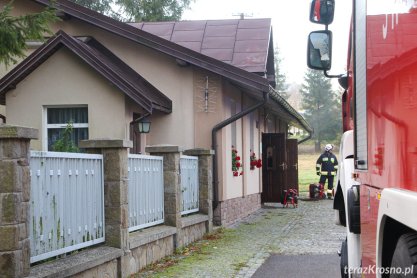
[{"left": 316, "top": 151, "right": 338, "bottom": 176}]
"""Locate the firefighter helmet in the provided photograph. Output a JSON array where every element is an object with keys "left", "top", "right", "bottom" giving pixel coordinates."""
[{"left": 325, "top": 144, "right": 333, "bottom": 151}]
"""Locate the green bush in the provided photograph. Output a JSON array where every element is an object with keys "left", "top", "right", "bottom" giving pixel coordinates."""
[{"left": 52, "top": 122, "right": 79, "bottom": 153}]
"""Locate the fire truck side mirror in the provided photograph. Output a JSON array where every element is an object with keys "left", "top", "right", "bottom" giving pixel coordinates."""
[
  {"left": 309, "top": 0, "right": 335, "bottom": 25},
  {"left": 307, "top": 30, "right": 332, "bottom": 71}
]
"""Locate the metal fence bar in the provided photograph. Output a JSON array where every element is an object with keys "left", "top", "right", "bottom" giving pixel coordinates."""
[
  {"left": 180, "top": 156, "right": 199, "bottom": 215},
  {"left": 29, "top": 151, "right": 105, "bottom": 263},
  {"left": 128, "top": 154, "right": 164, "bottom": 232}
]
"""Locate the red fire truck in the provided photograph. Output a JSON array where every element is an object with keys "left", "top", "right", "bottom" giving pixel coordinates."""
[{"left": 307, "top": 0, "right": 417, "bottom": 277}]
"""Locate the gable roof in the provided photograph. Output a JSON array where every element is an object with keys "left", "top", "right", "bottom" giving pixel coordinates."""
[
  {"left": 32, "top": 0, "right": 271, "bottom": 93},
  {"left": 128, "top": 19, "right": 273, "bottom": 74},
  {"left": 0, "top": 30, "right": 172, "bottom": 113}
]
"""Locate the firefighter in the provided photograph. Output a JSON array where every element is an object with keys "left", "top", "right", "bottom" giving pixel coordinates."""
[{"left": 316, "top": 144, "right": 338, "bottom": 199}]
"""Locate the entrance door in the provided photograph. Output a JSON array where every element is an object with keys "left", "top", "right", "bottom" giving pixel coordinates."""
[
  {"left": 286, "top": 139, "right": 299, "bottom": 192},
  {"left": 262, "top": 133, "right": 286, "bottom": 203}
]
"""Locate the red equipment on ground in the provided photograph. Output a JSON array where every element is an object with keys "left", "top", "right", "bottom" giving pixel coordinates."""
[
  {"left": 281, "top": 189, "right": 298, "bottom": 208},
  {"left": 309, "top": 183, "right": 325, "bottom": 199}
]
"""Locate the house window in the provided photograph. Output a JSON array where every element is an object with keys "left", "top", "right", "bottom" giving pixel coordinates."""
[{"left": 46, "top": 107, "right": 89, "bottom": 151}]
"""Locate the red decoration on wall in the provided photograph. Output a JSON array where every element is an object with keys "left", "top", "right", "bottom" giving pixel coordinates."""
[
  {"left": 232, "top": 146, "right": 243, "bottom": 177},
  {"left": 250, "top": 150, "right": 262, "bottom": 170}
]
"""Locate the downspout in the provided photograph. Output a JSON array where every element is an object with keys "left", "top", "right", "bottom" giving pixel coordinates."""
[
  {"left": 297, "top": 130, "right": 313, "bottom": 145},
  {"left": 211, "top": 91, "right": 269, "bottom": 210}
]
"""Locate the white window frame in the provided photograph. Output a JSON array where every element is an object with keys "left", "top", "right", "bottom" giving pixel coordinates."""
[{"left": 43, "top": 105, "right": 89, "bottom": 151}]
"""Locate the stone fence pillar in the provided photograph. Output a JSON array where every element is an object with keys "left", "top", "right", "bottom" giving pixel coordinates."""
[
  {"left": 80, "top": 140, "right": 132, "bottom": 251},
  {"left": 183, "top": 148, "right": 214, "bottom": 232},
  {"left": 0, "top": 125, "right": 38, "bottom": 277},
  {"left": 146, "top": 145, "right": 183, "bottom": 248}
]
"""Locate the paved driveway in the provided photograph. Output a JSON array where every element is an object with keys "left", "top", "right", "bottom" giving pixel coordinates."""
[
  {"left": 252, "top": 254, "right": 341, "bottom": 278},
  {"left": 137, "top": 197, "right": 346, "bottom": 277}
]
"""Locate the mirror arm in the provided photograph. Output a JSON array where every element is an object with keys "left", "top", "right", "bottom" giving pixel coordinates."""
[{"left": 323, "top": 70, "right": 344, "bottom": 78}]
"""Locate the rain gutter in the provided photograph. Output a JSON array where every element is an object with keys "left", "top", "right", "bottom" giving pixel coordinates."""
[{"left": 297, "top": 132, "right": 313, "bottom": 145}]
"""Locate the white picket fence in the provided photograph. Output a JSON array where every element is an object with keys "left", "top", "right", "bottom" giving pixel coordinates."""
[
  {"left": 29, "top": 151, "right": 105, "bottom": 263},
  {"left": 180, "top": 156, "right": 199, "bottom": 215},
  {"left": 128, "top": 154, "right": 164, "bottom": 232}
]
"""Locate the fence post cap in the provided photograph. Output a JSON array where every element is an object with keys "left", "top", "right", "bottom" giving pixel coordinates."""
[
  {"left": 0, "top": 125, "right": 38, "bottom": 139},
  {"left": 80, "top": 139, "right": 133, "bottom": 149},
  {"left": 183, "top": 148, "right": 214, "bottom": 156},
  {"left": 146, "top": 145, "right": 184, "bottom": 154}
]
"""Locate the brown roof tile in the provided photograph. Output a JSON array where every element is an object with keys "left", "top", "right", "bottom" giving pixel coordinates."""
[
  {"left": 202, "top": 36, "right": 236, "bottom": 49},
  {"left": 236, "top": 28, "right": 270, "bottom": 41},
  {"left": 141, "top": 23, "right": 175, "bottom": 38},
  {"left": 137, "top": 18, "right": 272, "bottom": 74},
  {"left": 175, "top": 41, "right": 202, "bottom": 52},
  {"left": 171, "top": 30, "right": 205, "bottom": 42},
  {"left": 173, "top": 21, "right": 206, "bottom": 31},
  {"left": 234, "top": 40, "right": 269, "bottom": 53},
  {"left": 238, "top": 18, "right": 271, "bottom": 28},
  {"left": 207, "top": 19, "right": 239, "bottom": 26},
  {"left": 201, "top": 48, "right": 233, "bottom": 62},
  {"left": 205, "top": 25, "right": 237, "bottom": 37},
  {"left": 232, "top": 52, "right": 267, "bottom": 70}
]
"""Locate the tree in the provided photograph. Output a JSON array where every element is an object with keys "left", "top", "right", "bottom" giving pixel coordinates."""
[
  {"left": 0, "top": 2, "right": 58, "bottom": 67},
  {"left": 117, "top": 0, "right": 192, "bottom": 22},
  {"left": 71, "top": 0, "right": 118, "bottom": 18},
  {"left": 274, "top": 47, "right": 289, "bottom": 99},
  {"left": 300, "top": 69, "right": 341, "bottom": 152},
  {"left": 72, "top": 0, "right": 193, "bottom": 22}
]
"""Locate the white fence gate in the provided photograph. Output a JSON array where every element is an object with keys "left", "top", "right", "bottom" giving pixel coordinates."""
[
  {"left": 29, "top": 151, "right": 105, "bottom": 263},
  {"left": 180, "top": 156, "right": 199, "bottom": 215},
  {"left": 128, "top": 154, "right": 164, "bottom": 232}
]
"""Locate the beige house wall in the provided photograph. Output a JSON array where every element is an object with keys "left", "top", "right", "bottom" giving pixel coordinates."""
[
  {"left": 242, "top": 100, "right": 262, "bottom": 196},
  {"left": 217, "top": 86, "right": 265, "bottom": 201},
  {"left": 193, "top": 70, "right": 224, "bottom": 149},
  {"left": 57, "top": 19, "right": 196, "bottom": 149},
  {"left": 5, "top": 48, "right": 126, "bottom": 150},
  {"left": 218, "top": 82, "right": 245, "bottom": 201},
  {"left": 0, "top": 105, "right": 4, "bottom": 123}
]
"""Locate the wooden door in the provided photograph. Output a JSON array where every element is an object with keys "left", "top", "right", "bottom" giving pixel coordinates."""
[
  {"left": 262, "top": 133, "right": 287, "bottom": 203},
  {"left": 286, "top": 139, "right": 299, "bottom": 192}
]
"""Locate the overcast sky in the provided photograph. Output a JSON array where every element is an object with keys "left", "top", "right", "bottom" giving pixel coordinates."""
[{"left": 182, "top": 0, "right": 352, "bottom": 86}]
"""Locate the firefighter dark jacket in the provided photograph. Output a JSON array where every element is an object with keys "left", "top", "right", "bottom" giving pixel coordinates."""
[{"left": 316, "top": 151, "right": 338, "bottom": 176}]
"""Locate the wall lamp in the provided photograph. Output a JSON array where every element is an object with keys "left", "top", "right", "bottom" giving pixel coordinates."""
[
  {"left": 130, "top": 113, "right": 151, "bottom": 134},
  {"left": 137, "top": 117, "right": 151, "bottom": 133}
]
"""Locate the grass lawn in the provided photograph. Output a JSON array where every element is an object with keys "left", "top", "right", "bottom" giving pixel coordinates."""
[{"left": 298, "top": 153, "right": 320, "bottom": 193}]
